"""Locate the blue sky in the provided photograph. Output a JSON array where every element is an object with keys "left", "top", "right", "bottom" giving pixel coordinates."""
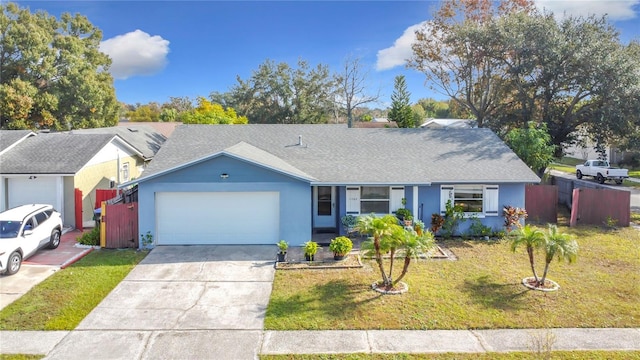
[{"left": 14, "top": 1, "right": 640, "bottom": 108}]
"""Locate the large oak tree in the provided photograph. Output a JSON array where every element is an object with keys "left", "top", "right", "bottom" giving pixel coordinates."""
[{"left": 0, "top": 2, "right": 119, "bottom": 130}]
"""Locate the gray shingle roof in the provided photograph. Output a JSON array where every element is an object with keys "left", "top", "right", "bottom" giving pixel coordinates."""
[
  {"left": 139, "top": 124, "right": 540, "bottom": 184},
  {"left": 0, "top": 133, "right": 116, "bottom": 174},
  {"left": 0, "top": 130, "right": 34, "bottom": 155},
  {"left": 70, "top": 126, "right": 166, "bottom": 160}
]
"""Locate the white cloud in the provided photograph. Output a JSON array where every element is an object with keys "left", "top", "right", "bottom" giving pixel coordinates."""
[
  {"left": 100, "top": 30, "right": 170, "bottom": 80},
  {"left": 376, "top": 22, "right": 428, "bottom": 71},
  {"left": 535, "top": 0, "right": 639, "bottom": 20}
]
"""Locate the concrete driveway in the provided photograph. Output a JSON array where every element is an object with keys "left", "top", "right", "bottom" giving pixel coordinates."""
[
  {"left": 0, "top": 229, "right": 90, "bottom": 310},
  {"left": 45, "top": 245, "right": 276, "bottom": 360}
]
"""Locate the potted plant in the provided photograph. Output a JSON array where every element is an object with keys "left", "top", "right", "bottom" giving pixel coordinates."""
[
  {"left": 276, "top": 240, "right": 288, "bottom": 262},
  {"left": 395, "top": 208, "right": 412, "bottom": 221},
  {"left": 413, "top": 219, "right": 425, "bottom": 236},
  {"left": 303, "top": 240, "right": 320, "bottom": 261},
  {"left": 341, "top": 214, "right": 358, "bottom": 236},
  {"left": 329, "top": 236, "right": 353, "bottom": 260}
]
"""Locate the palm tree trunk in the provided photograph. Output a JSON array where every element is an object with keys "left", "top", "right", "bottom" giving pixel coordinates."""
[
  {"left": 373, "top": 235, "right": 389, "bottom": 286},
  {"left": 527, "top": 246, "right": 539, "bottom": 282},
  {"left": 387, "top": 248, "right": 396, "bottom": 286},
  {"left": 540, "top": 261, "right": 551, "bottom": 287},
  {"left": 393, "top": 256, "right": 412, "bottom": 286}
]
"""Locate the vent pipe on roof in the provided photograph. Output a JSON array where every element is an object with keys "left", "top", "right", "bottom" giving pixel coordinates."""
[{"left": 298, "top": 135, "right": 302, "bottom": 146}]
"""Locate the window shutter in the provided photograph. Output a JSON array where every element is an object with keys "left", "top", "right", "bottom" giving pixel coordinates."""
[
  {"left": 390, "top": 187, "right": 405, "bottom": 213},
  {"left": 440, "top": 186, "right": 454, "bottom": 215},
  {"left": 346, "top": 187, "right": 360, "bottom": 214},
  {"left": 484, "top": 186, "right": 499, "bottom": 216}
]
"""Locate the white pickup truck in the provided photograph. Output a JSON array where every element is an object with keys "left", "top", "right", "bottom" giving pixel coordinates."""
[{"left": 576, "top": 160, "right": 629, "bottom": 185}]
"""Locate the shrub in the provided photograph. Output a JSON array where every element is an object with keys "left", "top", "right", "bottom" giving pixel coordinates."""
[
  {"left": 303, "top": 241, "right": 320, "bottom": 256},
  {"left": 77, "top": 227, "right": 100, "bottom": 246},
  {"left": 329, "top": 236, "right": 353, "bottom": 256}
]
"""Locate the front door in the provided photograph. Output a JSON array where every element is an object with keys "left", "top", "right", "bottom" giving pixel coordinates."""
[{"left": 313, "top": 186, "right": 335, "bottom": 228}]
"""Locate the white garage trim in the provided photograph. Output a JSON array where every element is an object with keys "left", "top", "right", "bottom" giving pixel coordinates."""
[{"left": 155, "top": 191, "right": 280, "bottom": 245}]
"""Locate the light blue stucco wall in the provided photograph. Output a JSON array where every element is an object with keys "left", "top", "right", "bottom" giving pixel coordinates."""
[
  {"left": 137, "top": 156, "right": 312, "bottom": 247},
  {"left": 336, "top": 183, "right": 526, "bottom": 236}
]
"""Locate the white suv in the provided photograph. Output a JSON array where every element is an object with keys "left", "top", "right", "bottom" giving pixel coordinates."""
[{"left": 0, "top": 204, "right": 63, "bottom": 275}]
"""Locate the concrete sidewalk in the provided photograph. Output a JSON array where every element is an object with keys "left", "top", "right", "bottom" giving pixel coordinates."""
[{"left": 1, "top": 328, "right": 639, "bottom": 358}]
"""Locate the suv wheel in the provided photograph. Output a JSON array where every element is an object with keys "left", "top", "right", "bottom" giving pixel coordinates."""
[
  {"left": 7, "top": 251, "right": 22, "bottom": 275},
  {"left": 48, "top": 229, "right": 61, "bottom": 249}
]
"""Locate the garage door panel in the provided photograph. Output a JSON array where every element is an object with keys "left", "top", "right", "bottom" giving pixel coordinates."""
[
  {"left": 156, "top": 192, "right": 279, "bottom": 245},
  {"left": 8, "top": 177, "right": 59, "bottom": 209}
]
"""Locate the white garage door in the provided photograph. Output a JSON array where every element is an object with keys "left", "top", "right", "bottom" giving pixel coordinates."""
[
  {"left": 8, "top": 177, "right": 60, "bottom": 210},
  {"left": 156, "top": 191, "right": 280, "bottom": 245}
]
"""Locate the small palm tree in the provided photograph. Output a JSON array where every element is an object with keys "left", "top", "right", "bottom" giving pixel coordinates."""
[
  {"left": 358, "top": 214, "right": 434, "bottom": 289},
  {"left": 510, "top": 224, "right": 545, "bottom": 283},
  {"left": 539, "top": 224, "right": 578, "bottom": 287},
  {"left": 356, "top": 214, "right": 399, "bottom": 286}
]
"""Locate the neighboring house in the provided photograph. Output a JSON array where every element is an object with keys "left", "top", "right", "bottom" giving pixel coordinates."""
[
  {"left": 126, "top": 124, "right": 539, "bottom": 247},
  {"left": 420, "top": 118, "right": 477, "bottom": 129},
  {"left": 70, "top": 125, "right": 167, "bottom": 167},
  {"left": 0, "top": 132, "right": 146, "bottom": 228},
  {"left": 117, "top": 121, "right": 180, "bottom": 138}
]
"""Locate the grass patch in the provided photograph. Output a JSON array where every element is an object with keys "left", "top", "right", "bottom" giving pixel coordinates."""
[
  {"left": 0, "top": 356, "right": 44, "bottom": 360},
  {"left": 630, "top": 169, "right": 640, "bottom": 178},
  {"left": 548, "top": 163, "right": 575, "bottom": 174},
  {"left": 265, "top": 226, "right": 640, "bottom": 330},
  {"left": 632, "top": 212, "right": 640, "bottom": 225},
  {"left": 0, "top": 249, "right": 147, "bottom": 330},
  {"left": 260, "top": 351, "right": 640, "bottom": 360}
]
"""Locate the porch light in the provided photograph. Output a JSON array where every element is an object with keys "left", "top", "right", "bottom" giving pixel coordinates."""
[{"left": 220, "top": 173, "right": 229, "bottom": 179}]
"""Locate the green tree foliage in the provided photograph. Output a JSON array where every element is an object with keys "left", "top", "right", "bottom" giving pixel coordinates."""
[
  {"left": 221, "top": 58, "right": 335, "bottom": 124},
  {"left": 505, "top": 122, "right": 555, "bottom": 177},
  {"left": 410, "top": 0, "right": 640, "bottom": 155},
  {"left": 357, "top": 214, "right": 434, "bottom": 289},
  {"left": 388, "top": 75, "right": 414, "bottom": 128},
  {"left": 182, "top": 97, "right": 247, "bottom": 124},
  {"left": 488, "top": 11, "right": 640, "bottom": 156},
  {"left": 126, "top": 104, "right": 160, "bottom": 122},
  {"left": 0, "top": 2, "right": 118, "bottom": 130},
  {"left": 410, "top": 0, "right": 534, "bottom": 128}
]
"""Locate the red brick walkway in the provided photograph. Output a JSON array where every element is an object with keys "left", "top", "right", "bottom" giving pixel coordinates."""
[{"left": 24, "top": 229, "right": 94, "bottom": 268}]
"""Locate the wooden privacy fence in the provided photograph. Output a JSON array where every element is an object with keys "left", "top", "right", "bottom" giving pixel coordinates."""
[
  {"left": 525, "top": 184, "right": 558, "bottom": 224},
  {"left": 95, "top": 189, "right": 117, "bottom": 209},
  {"left": 100, "top": 202, "right": 139, "bottom": 249},
  {"left": 570, "top": 188, "right": 630, "bottom": 227},
  {"left": 74, "top": 188, "right": 83, "bottom": 230}
]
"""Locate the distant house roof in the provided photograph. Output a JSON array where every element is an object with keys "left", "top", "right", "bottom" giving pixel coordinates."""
[
  {"left": 117, "top": 121, "right": 180, "bottom": 138},
  {"left": 352, "top": 121, "right": 398, "bottom": 128},
  {"left": 420, "top": 118, "right": 477, "bottom": 129},
  {"left": 0, "top": 130, "right": 35, "bottom": 156},
  {"left": 134, "top": 124, "right": 539, "bottom": 185},
  {"left": 70, "top": 125, "right": 166, "bottom": 160}
]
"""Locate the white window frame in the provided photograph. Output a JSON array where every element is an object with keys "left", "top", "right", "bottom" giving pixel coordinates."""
[
  {"left": 345, "top": 186, "right": 405, "bottom": 215},
  {"left": 440, "top": 184, "right": 499, "bottom": 217},
  {"left": 121, "top": 162, "right": 130, "bottom": 182}
]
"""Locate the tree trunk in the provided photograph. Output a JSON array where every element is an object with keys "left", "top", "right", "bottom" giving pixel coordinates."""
[
  {"left": 539, "top": 261, "right": 551, "bottom": 287},
  {"left": 527, "top": 246, "right": 539, "bottom": 282},
  {"left": 387, "top": 248, "right": 396, "bottom": 286},
  {"left": 393, "top": 256, "right": 412, "bottom": 286},
  {"left": 373, "top": 235, "right": 389, "bottom": 285}
]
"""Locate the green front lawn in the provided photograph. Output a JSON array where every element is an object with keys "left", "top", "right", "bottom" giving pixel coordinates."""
[
  {"left": 0, "top": 249, "right": 147, "bottom": 330},
  {"left": 265, "top": 226, "right": 640, "bottom": 330},
  {"left": 261, "top": 351, "right": 640, "bottom": 360}
]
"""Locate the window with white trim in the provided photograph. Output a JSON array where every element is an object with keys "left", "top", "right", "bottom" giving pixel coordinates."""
[
  {"left": 346, "top": 186, "right": 405, "bottom": 214},
  {"left": 121, "top": 162, "right": 130, "bottom": 182},
  {"left": 440, "top": 185, "right": 499, "bottom": 216}
]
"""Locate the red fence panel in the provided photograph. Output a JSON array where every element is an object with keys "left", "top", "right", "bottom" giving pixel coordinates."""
[
  {"left": 74, "top": 188, "right": 83, "bottom": 230},
  {"left": 525, "top": 184, "right": 558, "bottom": 224},
  {"left": 95, "top": 189, "right": 118, "bottom": 209},
  {"left": 103, "top": 203, "right": 138, "bottom": 249},
  {"left": 570, "top": 188, "right": 630, "bottom": 227}
]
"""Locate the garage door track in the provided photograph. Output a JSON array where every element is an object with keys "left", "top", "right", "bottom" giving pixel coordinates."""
[{"left": 46, "top": 245, "right": 276, "bottom": 360}]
